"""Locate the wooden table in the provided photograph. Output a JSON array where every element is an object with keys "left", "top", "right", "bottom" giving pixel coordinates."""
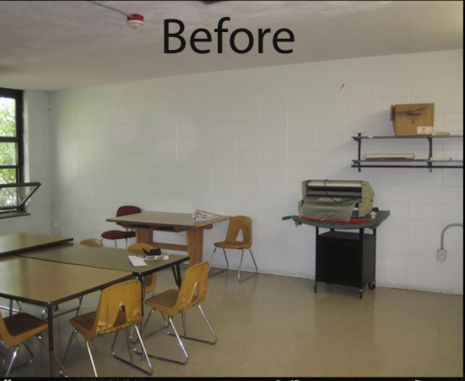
[
  {"left": 0, "top": 255, "right": 132, "bottom": 376},
  {"left": 0, "top": 232, "right": 73, "bottom": 257},
  {"left": 107, "top": 211, "right": 229, "bottom": 266}
]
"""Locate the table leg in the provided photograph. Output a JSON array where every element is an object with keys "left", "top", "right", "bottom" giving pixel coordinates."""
[
  {"left": 136, "top": 228, "right": 153, "bottom": 243},
  {"left": 47, "top": 304, "right": 55, "bottom": 377},
  {"left": 171, "top": 263, "right": 182, "bottom": 287},
  {"left": 138, "top": 274, "right": 145, "bottom": 317},
  {"left": 186, "top": 228, "right": 203, "bottom": 266}
]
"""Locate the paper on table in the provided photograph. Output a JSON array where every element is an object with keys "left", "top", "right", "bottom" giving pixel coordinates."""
[{"left": 128, "top": 255, "right": 147, "bottom": 267}]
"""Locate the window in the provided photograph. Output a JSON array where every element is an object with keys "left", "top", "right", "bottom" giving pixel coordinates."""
[{"left": 0, "top": 87, "right": 25, "bottom": 216}]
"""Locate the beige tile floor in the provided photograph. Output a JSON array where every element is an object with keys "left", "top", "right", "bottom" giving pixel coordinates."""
[{"left": 1, "top": 268, "right": 463, "bottom": 377}]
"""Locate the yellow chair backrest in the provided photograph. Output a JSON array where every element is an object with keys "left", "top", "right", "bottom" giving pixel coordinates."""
[
  {"left": 224, "top": 216, "right": 252, "bottom": 247},
  {"left": 175, "top": 262, "right": 209, "bottom": 310},
  {"left": 91, "top": 280, "right": 141, "bottom": 337},
  {"left": 80, "top": 238, "right": 103, "bottom": 247},
  {"left": 0, "top": 314, "right": 14, "bottom": 345}
]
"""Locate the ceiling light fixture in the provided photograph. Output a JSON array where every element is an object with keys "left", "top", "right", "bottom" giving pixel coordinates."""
[{"left": 87, "top": 1, "right": 144, "bottom": 29}]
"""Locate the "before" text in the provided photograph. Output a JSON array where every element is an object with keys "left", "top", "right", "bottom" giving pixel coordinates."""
[{"left": 164, "top": 17, "right": 295, "bottom": 54}]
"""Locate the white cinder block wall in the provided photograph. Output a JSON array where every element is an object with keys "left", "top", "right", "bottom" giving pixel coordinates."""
[
  {"left": 48, "top": 49, "right": 463, "bottom": 294},
  {"left": 0, "top": 91, "right": 52, "bottom": 234}
]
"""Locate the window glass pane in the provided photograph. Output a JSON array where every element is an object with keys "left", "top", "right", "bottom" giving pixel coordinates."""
[
  {"left": 0, "top": 97, "right": 16, "bottom": 137},
  {"left": 0, "top": 168, "right": 16, "bottom": 184},
  {"left": 0, "top": 143, "right": 17, "bottom": 165},
  {"left": 0, "top": 183, "right": 40, "bottom": 209},
  {"left": 0, "top": 185, "right": 17, "bottom": 208}
]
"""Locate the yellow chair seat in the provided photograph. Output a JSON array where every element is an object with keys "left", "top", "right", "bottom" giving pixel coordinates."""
[
  {"left": 145, "top": 289, "right": 180, "bottom": 316},
  {"left": 2, "top": 313, "right": 48, "bottom": 347},
  {"left": 70, "top": 310, "right": 133, "bottom": 341},
  {"left": 214, "top": 241, "right": 249, "bottom": 249}
]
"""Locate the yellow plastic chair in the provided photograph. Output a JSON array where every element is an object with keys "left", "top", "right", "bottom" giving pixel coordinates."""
[
  {"left": 1, "top": 312, "right": 65, "bottom": 377},
  {"left": 143, "top": 262, "right": 216, "bottom": 365},
  {"left": 80, "top": 238, "right": 103, "bottom": 247},
  {"left": 62, "top": 280, "right": 152, "bottom": 376},
  {"left": 127, "top": 243, "right": 157, "bottom": 296},
  {"left": 208, "top": 215, "right": 258, "bottom": 282}
]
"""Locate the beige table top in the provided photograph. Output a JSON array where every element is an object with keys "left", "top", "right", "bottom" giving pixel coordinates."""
[
  {"left": 18, "top": 243, "right": 188, "bottom": 276},
  {"left": 0, "top": 256, "right": 132, "bottom": 306},
  {"left": 107, "top": 211, "right": 230, "bottom": 230},
  {"left": 0, "top": 232, "right": 73, "bottom": 256}
]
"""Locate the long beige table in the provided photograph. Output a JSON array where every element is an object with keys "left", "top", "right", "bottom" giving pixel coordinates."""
[
  {"left": 107, "top": 211, "right": 229, "bottom": 266},
  {"left": 0, "top": 255, "right": 132, "bottom": 377},
  {"left": 0, "top": 232, "right": 73, "bottom": 256}
]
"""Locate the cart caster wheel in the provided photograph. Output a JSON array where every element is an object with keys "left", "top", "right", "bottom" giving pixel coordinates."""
[
  {"left": 314, "top": 283, "right": 318, "bottom": 293},
  {"left": 359, "top": 290, "right": 363, "bottom": 299},
  {"left": 368, "top": 282, "right": 376, "bottom": 290}
]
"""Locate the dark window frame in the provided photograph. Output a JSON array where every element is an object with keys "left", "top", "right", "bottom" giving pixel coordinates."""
[{"left": 0, "top": 87, "right": 25, "bottom": 217}]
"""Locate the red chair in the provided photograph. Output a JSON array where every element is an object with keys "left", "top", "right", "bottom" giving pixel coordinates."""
[{"left": 101, "top": 205, "right": 141, "bottom": 248}]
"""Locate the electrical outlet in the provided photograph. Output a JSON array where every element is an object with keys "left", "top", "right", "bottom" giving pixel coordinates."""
[{"left": 437, "top": 249, "right": 447, "bottom": 260}]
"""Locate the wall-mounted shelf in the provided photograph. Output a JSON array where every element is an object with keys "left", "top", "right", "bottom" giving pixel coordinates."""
[{"left": 352, "top": 133, "right": 463, "bottom": 172}]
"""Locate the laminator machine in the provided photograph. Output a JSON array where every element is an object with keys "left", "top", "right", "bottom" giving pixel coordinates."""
[
  {"left": 283, "top": 179, "right": 389, "bottom": 298},
  {"left": 298, "top": 179, "right": 375, "bottom": 223}
]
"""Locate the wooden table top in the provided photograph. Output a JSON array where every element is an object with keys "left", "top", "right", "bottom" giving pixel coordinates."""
[
  {"left": 0, "top": 232, "right": 73, "bottom": 257},
  {"left": 107, "top": 211, "right": 230, "bottom": 229},
  {"left": 0, "top": 256, "right": 132, "bottom": 305},
  {"left": 18, "top": 243, "right": 189, "bottom": 275}
]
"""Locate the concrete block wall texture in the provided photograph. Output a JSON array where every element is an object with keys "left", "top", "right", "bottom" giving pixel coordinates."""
[{"left": 45, "top": 49, "right": 462, "bottom": 294}]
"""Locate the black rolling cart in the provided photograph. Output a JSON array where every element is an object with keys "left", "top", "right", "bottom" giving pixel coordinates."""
[{"left": 283, "top": 210, "right": 389, "bottom": 299}]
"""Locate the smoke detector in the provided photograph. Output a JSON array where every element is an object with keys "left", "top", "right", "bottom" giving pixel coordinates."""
[
  {"left": 87, "top": 1, "right": 144, "bottom": 29},
  {"left": 127, "top": 13, "right": 144, "bottom": 29}
]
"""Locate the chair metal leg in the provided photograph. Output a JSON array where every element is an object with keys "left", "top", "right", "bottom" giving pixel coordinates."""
[
  {"left": 112, "top": 327, "right": 153, "bottom": 375},
  {"left": 4, "top": 344, "right": 40, "bottom": 376},
  {"left": 23, "top": 343, "right": 34, "bottom": 363},
  {"left": 85, "top": 340, "right": 98, "bottom": 377},
  {"left": 208, "top": 248, "right": 229, "bottom": 277},
  {"left": 36, "top": 334, "right": 67, "bottom": 377},
  {"left": 181, "top": 311, "right": 187, "bottom": 336},
  {"left": 5, "top": 346, "right": 19, "bottom": 377},
  {"left": 198, "top": 304, "right": 218, "bottom": 344},
  {"left": 168, "top": 317, "right": 189, "bottom": 364},
  {"left": 140, "top": 315, "right": 189, "bottom": 365},
  {"left": 143, "top": 310, "right": 169, "bottom": 339},
  {"left": 62, "top": 329, "right": 78, "bottom": 365},
  {"left": 125, "top": 329, "right": 133, "bottom": 363},
  {"left": 168, "top": 304, "right": 217, "bottom": 345},
  {"left": 133, "top": 325, "right": 153, "bottom": 375},
  {"left": 237, "top": 248, "right": 259, "bottom": 282}
]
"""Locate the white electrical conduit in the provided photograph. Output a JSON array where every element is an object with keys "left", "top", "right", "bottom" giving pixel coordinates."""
[
  {"left": 87, "top": 1, "right": 131, "bottom": 17},
  {"left": 440, "top": 223, "right": 463, "bottom": 250}
]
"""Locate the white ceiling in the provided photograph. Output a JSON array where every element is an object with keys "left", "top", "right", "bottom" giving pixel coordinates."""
[{"left": 0, "top": 1, "right": 462, "bottom": 90}]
